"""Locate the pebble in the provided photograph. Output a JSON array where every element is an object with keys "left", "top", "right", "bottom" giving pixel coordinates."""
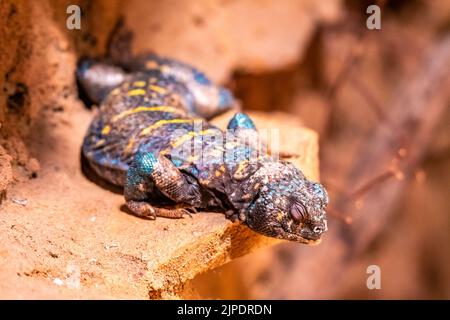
[
  {"left": 11, "top": 197, "right": 28, "bottom": 206},
  {"left": 104, "top": 241, "right": 119, "bottom": 250}
]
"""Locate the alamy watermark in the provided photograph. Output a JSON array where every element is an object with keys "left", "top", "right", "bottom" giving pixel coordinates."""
[
  {"left": 166, "top": 123, "right": 282, "bottom": 167},
  {"left": 366, "top": 264, "right": 381, "bottom": 290},
  {"left": 366, "top": 5, "right": 381, "bottom": 30},
  {"left": 66, "top": 4, "right": 381, "bottom": 31},
  {"left": 66, "top": 5, "right": 81, "bottom": 30}
]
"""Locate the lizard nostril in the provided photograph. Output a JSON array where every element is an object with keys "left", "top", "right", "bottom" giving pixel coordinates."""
[{"left": 313, "top": 226, "right": 323, "bottom": 234}]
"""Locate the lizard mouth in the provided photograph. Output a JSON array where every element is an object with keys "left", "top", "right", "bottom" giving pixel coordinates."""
[
  {"left": 289, "top": 234, "right": 322, "bottom": 245},
  {"left": 303, "top": 237, "right": 322, "bottom": 245},
  {"left": 278, "top": 233, "right": 323, "bottom": 245},
  {"left": 280, "top": 222, "right": 326, "bottom": 244},
  {"left": 294, "top": 218, "right": 327, "bottom": 243},
  {"left": 275, "top": 226, "right": 323, "bottom": 244}
]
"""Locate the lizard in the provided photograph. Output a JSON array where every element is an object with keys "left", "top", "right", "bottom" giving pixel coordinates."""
[{"left": 77, "top": 53, "right": 328, "bottom": 244}]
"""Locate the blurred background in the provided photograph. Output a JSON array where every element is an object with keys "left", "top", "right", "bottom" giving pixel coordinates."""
[
  {"left": 1, "top": 0, "right": 449, "bottom": 299},
  {"left": 195, "top": 0, "right": 450, "bottom": 299},
  {"left": 187, "top": 0, "right": 450, "bottom": 299}
]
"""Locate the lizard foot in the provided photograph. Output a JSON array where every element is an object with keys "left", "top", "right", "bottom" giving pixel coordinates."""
[
  {"left": 156, "top": 207, "right": 193, "bottom": 219},
  {"left": 126, "top": 200, "right": 193, "bottom": 219},
  {"left": 225, "top": 210, "right": 239, "bottom": 222},
  {"left": 126, "top": 200, "right": 157, "bottom": 219}
]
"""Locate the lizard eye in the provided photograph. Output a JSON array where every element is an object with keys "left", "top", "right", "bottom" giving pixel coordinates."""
[{"left": 290, "top": 202, "right": 308, "bottom": 222}]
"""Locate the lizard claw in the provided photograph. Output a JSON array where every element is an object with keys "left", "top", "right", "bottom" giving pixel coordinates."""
[
  {"left": 126, "top": 200, "right": 157, "bottom": 219},
  {"left": 186, "top": 207, "right": 198, "bottom": 214},
  {"left": 179, "top": 208, "right": 193, "bottom": 218},
  {"left": 154, "top": 207, "right": 193, "bottom": 219},
  {"left": 126, "top": 201, "right": 194, "bottom": 219},
  {"left": 225, "top": 210, "right": 239, "bottom": 222}
]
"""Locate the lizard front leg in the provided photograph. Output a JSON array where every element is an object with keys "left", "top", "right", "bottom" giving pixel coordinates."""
[
  {"left": 227, "top": 112, "right": 263, "bottom": 151},
  {"left": 124, "top": 151, "right": 201, "bottom": 219},
  {"left": 227, "top": 113, "right": 298, "bottom": 159},
  {"left": 227, "top": 112, "right": 257, "bottom": 131}
]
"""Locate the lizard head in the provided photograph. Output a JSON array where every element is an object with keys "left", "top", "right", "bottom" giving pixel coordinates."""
[{"left": 244, "top": 161, "right": 328, "bottom": 244}]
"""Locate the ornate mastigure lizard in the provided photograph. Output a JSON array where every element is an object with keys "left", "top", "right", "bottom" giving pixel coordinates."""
[{"left": 78, "top": 54, "right": 328, "bottom": 244}]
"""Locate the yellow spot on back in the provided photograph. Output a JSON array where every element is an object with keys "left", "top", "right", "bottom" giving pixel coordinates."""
[
  {"left": 170, "top": 129, "right": 217, "bottom": 148},
  {"left": 139, "top": 119, "right": 193, "bottom": 136},
  {"left": 187, "top": 155, "right": 199, "bottom": 163},
  {"left": 128, "top": 89, "right": 146, "bottom": 96},
  {"left": 94, "top": 139, "right": 106, "bottom": 147},
  {"left": 235, "top": 160, "right": 249, "bottom": 176},
  {"left": 124, "top": 137, "right": 135, "bottom": 154},
  {"left": 149, "top": 84, "right": 167, "bottom": 94},
  {"left": 101, "top": 125, "right": 111, "bottom": 135},
  {"left": 160, "top": 65, "right": 170, "bottom": 73},
  {"left": 215, "top": 170, "right": 222, "bottom": 177},
  {"left": 277, "top": 212, "right": 284, "bottom": 222},
  {"left": 170, "top": 132, "right": 196, "bottom": 149},
  {"left": 145, "top": 61, "right": 159, "bottom": 69},
  {"left": 233, "top": 160, "right": 249, "bottom": 179},
  {"left": 112, "top": 106, "right": 185, "bottom": 122},
  {"left": 111, "top": 88, "right": 121, "bottom": 96},
  {"left": 133, "top": 81, "right": 146, "bottom": 87}
]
